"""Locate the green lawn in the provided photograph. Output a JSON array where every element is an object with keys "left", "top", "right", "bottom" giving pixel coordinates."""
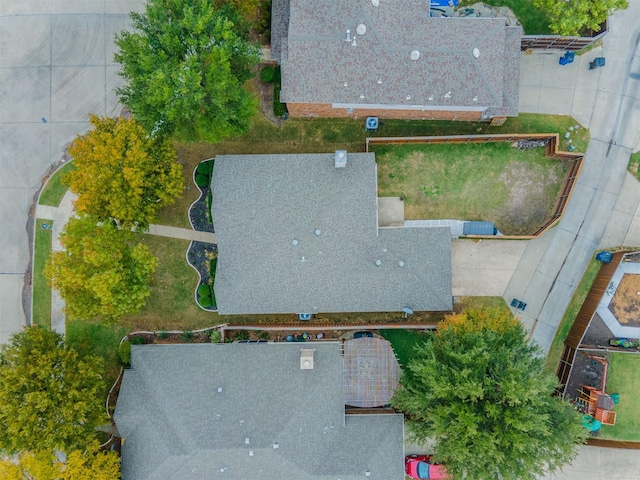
[
  {"left": 458, "top": 0, "right": 552, "bottom": 34},
  {"left": 32, "top": 219, "right": 53, "bottom": 328},
  {"left": 373, "top": 142, "right": 567, "bottom": 235},
  {"left": 544, "top": 258, "right": 601, "bottom": 373},
  {"left": 600, "top": 353, "right": 640, "bottom": 441},
  {"left": 627, "top": 151, "right": 640, "bottom": 181},
  {"left": 65, "top": 320, "right": 127, "bottom": 395},
  {"left": 379, "top": 329, "right": 431, "bottom": 368},
  {"left": 38, "top": 161, "right": 75, "bottom": 207}
]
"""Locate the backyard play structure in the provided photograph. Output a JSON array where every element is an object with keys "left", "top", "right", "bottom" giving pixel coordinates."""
[{"left": 574, "top": 354, "right": 618, "bottom": 426}]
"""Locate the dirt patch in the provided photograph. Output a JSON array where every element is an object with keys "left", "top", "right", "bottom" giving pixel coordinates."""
[
  {"left": 497, "top": 158, "right": 561, "bottom": 234},
  {"left": 608, "top": 274, "right": 640, "bottom": 327}
]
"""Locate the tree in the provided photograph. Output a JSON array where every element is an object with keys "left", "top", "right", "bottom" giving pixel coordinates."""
[
  {"left": 65, "top": 115, "right": 183, "bottom": 230},
  {"left": 114, "top": 0, "right": 261, "bottom": 142},
  {"left": 45, "top": 215, "right": 158, "bottom": 322},
  {"left": 533, "top": 0, "right": 628, "bottom": 36},
  {"left": 392, "top": 309, "right": 588, "bottom": 480},
  {"left": 0, "top": 328, "right": 107, "bottom": 453},
  {"left": 0, "top": 443, "right": 121, "bottom": 479}
]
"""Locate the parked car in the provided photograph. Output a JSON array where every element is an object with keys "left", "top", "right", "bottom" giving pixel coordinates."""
[{"left": 405, "top": 455, "right": 450, "bottom": 479}]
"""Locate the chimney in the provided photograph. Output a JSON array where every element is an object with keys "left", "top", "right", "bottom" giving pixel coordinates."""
[{"left": 300, "top": 349, "right": 315, "bottom": 369}]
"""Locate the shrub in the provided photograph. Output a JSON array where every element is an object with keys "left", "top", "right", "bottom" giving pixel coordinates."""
[
  {"left": 181, "top": 330, "right": 193, "bottom": 342},
  {"left": 234, "top": 331, "right": 250, "bottom": 341},
  {"left": 260, "top": 66, "right": 275, "bottom": 83},
  {"left": 158, "top": 330, "right": 168, "bottom": 339},
  {"left": 209, "top": 330, "right": 222, "bottom": 343},
  {"left": 130, "top": 336, "right": 145, "bottom": 345},
  {"left": 260, "top": 331, "right": 270, "bottom": 340},
  {"left": 198, "top": 295, "right": 212, "bottom": 308},
  {"left": 118, "top": 341, "right": 132, "bottom": 366},
  {"left": 273, "top": 67, "right": 287, "bottom": 117},
  {"left": 197, "top": 284, "right": 212, "bottom": 298},
  {"left": 196, "top": 161, "right": 211, "bottom": 176},
  {"left": 195, "top": 173, "right": 210, "bottom": 188},
  {"left": 209, "top": 257, "right": 218, "bottom": 280}
]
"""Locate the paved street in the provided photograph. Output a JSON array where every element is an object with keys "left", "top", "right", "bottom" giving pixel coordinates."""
[
  {"left": 506, "top": 0, "right": 640, "bottom": 355},
  {"left": 0, "top": 1, "right": 144, "bottom": 343}
]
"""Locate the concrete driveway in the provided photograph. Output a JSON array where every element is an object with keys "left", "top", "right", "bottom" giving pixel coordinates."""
[{"left": 0, "top": 1, "right": 143, "bottom": 343}]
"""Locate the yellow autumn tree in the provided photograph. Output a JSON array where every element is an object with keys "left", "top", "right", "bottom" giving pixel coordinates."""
[
  {"left": 45, "top": 215, "right": 158, "bottom": 321},
  {"left": 65, "top": 115, "right": 183, "bottom": 230},
  {"left": 0, "top": 443, "right": 120, "bottom": 480}
]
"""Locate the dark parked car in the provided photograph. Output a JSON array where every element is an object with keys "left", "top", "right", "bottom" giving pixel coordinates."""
[{"left": 405, "top": 455, "right": 450, "bottom": 479}]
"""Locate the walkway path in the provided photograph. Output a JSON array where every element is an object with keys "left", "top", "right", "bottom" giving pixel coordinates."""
[{"left": 35, "top": 190, "right": 216, "bottom": 333}]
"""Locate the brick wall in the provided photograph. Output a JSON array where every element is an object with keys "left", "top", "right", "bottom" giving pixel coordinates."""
[{"left": 287, "top": 103, "right": 483, "bottom": 121}]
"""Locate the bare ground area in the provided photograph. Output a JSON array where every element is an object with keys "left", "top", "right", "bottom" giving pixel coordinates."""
[{"left": 609, "top": 274, "right": 640, "bottom": 327}]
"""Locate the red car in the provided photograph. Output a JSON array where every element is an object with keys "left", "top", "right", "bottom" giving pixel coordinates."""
[{"left": 405, "top": 454, "right": 450, "bottom": 479}]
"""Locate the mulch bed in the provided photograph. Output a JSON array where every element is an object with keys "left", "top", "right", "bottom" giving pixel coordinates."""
[{"left": 188, "top": 183, "right": 214, "bottom": 233}]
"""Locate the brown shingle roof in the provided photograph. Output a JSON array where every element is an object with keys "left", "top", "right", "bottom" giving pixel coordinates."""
[{"left": 277, "top": 0, "right": 521, "bottom": 117}]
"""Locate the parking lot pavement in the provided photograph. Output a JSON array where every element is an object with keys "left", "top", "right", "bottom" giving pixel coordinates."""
[{"left": 0, "top": 1, "right": 144, "bottom": 342}]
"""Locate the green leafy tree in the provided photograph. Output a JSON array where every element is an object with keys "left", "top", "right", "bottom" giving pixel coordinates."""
[
  {"left": 533, "top": 0, "right": 628, "bottom": 36},
  {"left": 393, "top": 309, "right": 588, "bottom": 480},
  {"left": 114, "top": 0, "right": 261, "bottom": 142},
  {"left": 45, "top": 215, "right": 158, "bottom": 322},
  {"left": 0, "top": 328, "right": 107, "bottom": 453},
  {"left": 0, "top": 442, "right": 121, "bottom": 479},
  {"left": 65, "top": 115, "right": 183, "bottom": 230}
]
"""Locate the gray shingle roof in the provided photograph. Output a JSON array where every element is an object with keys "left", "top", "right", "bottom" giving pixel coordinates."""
[
  {"left": 114, "top": 343, "right": 405, "bottom": 480},
  {"left": 275, "top": 0, "right": 521, "bottom": 117},
  {"left": 211, "top": 153, "right": 452, "bottom": 315}
]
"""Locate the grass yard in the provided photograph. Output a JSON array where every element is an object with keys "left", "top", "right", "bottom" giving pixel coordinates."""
[
  {"left": 600, "top": 352, "right": 640, "bottom": 441},
  {"left": 544, "top": 258, "right": 601, "bottom": 373},
  {"left": 32, "top": 219, "right": 53, "bottom": 328},
  {"left": 38, "top": 161, "right": 75, "bottom": 207},
  {"left": 373, "top": 142, "right": 567, "bottom": 235},
  {"left": 65, "top": 320, "right": 127, "bottom": 395},
  {"left": 627, "top": 151, "right": 640, "bottom": 181},
  {"left": 159, "top": 104, "right": 589, "bottom": 229},
  {"left": 458, "top": 0, "right": 552, "bottom": 34},
  {"left": 379, "top": 329, "right": 430, "bottom": 368}
]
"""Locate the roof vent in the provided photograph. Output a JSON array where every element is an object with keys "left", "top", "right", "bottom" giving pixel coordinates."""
[
  {"left": 473, "top": 47, "right": 480, "bottom": 58},
  {"left": 345, "top": 29, "right": 352, "bottom": 42},
  {"left": 377, "top": 78, "right": 382, "bottom": 84},
  {"left": 398, "top": 260, "right": 405, "bottom": 267},
  {"left": 273, "top": 442, "right": 279, "bottom": 449},
  {"left": 356, "top": 24, "right": 367, "bottom": 35},
  {"left": 335, "top": 150, "right": 347, "bottom": 168},
  {"left": 300, "top": 349, "right": 315, "bottom": 369},
  {"left": 217, "top": 387, "right": 223, "bottom": 393},
  {"left": 314, "top": 228, "right": 322, "bottom": 236},
  {"left": 375, "top": 259, "right": 382, "bottom": 267},
  {"left": 444, "top": 91, "right": 451, "bottom": 98},
  {"left": 410, "top": 50, "right": 420, "bottom": 60},
  {"left": 371, "top": 0, "right": 379, "bottom": 5}
]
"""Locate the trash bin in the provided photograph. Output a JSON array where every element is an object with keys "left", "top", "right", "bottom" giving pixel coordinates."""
[
  {"left": 559, "top": 51, "right": 575, "bottom": 65},
  {"left": 589, "top": 57, "right": 605, "bottom": 70}
]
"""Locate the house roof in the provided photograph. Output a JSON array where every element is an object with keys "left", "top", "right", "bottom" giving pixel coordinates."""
[
  {"left": 114, "top": 343, "right": 405, "bottom": 480},
  {"left": 211, "top": 153, "right": 452, "bottom": 315},
  {"left": 272, "top": 0, "right": 521, "bottom": 117}
]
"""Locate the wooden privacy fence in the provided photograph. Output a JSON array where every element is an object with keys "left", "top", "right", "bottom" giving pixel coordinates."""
[
  {"left": 521, "top": 21, "right": 608, "bottom": 52},
  {"left": 366, "top": 133, "right": 584, "bottom": 238},
  {"left": 555, "top": 252, "right": 624, "bottom": 395}
]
